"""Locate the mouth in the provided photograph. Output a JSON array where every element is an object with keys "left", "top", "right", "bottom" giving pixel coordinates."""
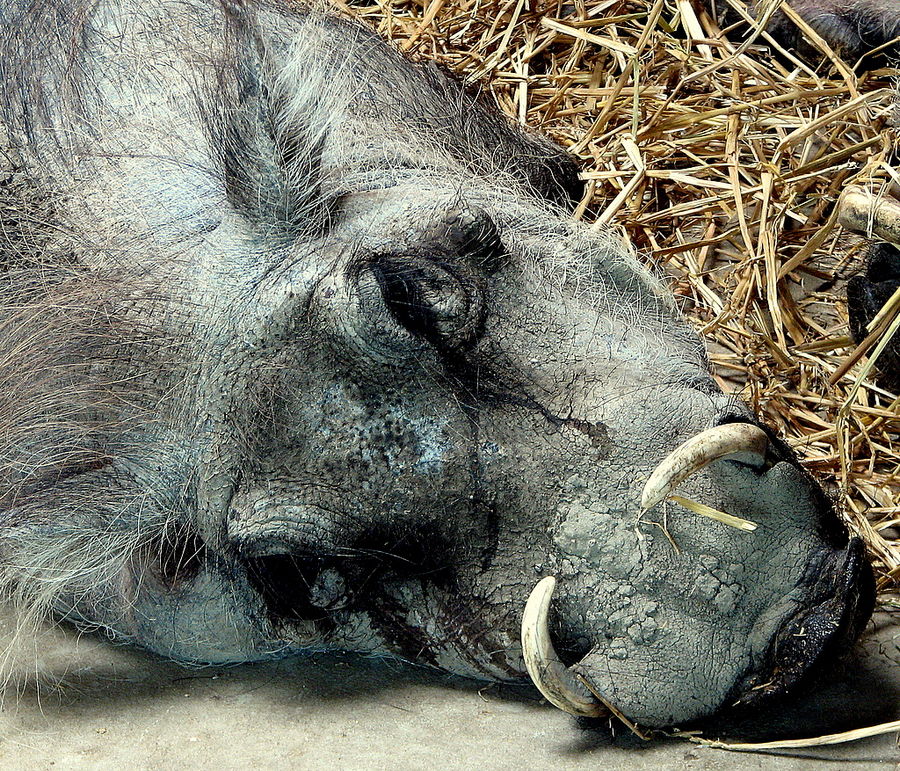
[
  {"left": 521, "top": 416, "right": 874, "bottom": 727},
  {"left": 521, "top": 537, "right": 874, "bottom": 727},
  {"left": 729, "top": 536, "right": 875, "bottom": 711}
]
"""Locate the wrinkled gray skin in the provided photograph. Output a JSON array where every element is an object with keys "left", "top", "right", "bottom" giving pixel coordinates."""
[{"left": 0, "top": 0, "right": 873, "bottom": 729}]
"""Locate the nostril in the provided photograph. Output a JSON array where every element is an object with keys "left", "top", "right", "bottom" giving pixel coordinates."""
[{"left": 732, "top": 538, "right": 874, "bottom": 710}]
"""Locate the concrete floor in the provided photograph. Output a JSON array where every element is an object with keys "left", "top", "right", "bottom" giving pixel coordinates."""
[{"left": 0, "top": 611, "right": 898, "bottom": 769}]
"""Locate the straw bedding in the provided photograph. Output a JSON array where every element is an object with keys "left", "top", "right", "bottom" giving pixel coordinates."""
[{"left": 335, "top": 0, "right": 900, "bottom": 604}]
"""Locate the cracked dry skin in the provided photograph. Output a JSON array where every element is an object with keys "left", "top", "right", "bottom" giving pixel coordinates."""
[{"left": 0, "top": 0, "right": 874, "bottom": 728}]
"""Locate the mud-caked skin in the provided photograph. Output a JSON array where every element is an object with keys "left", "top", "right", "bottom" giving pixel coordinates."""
[
  {"left": 0, "top": 0, "right": 874, "bottom": 729},
  {"left": 713, "top": 0, "right": 900, "bottom": 62}
]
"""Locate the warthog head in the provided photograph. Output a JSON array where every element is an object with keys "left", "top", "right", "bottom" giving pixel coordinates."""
[{"left": 0, "top": 0, "right": 873, "bottom": 728}]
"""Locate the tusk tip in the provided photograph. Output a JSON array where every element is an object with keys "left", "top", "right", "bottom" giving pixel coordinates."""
[
  {"left": 521, "top": 575, "right": 606, "bottom": 718},
  {"left": 640, "top": 489, "right": 662, "bottom": 511}
]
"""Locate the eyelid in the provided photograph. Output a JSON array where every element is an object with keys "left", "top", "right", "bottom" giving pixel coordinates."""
[
  {"left": 334, "top": 267, "right": 428, "bottom": 365},
  {"left": 365, "top": 253, "right": 486, "bottom": 353}
]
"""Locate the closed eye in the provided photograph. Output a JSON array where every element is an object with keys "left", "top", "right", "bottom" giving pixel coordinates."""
[{"left": 370, "top": 255, "right": 483, "bottom": 352}]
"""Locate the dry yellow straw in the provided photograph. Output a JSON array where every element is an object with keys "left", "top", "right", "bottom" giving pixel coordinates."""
[
  {"left": 668, "top": 494, "right": 758, "bottom": 532},
  {"left": 688, "top": 718, "right": 900, "bottom": 750}
]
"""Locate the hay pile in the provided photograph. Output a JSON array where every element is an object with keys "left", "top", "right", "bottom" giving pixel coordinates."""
[{"left": 336, "top": 0, "right": 900, "bottom": 602}]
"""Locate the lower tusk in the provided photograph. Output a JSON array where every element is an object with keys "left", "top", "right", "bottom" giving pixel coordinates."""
[
  {"left": 641, "top": 423, "right": 768, "bottom": 511},
  {"left": 521, "top": 576, "right": 608, "bottom": 718}
]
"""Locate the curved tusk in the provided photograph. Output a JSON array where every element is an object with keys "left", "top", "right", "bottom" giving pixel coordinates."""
[
  {"left": 521, "top": 576, "right": 607, "bottom": 718},
  {"left": 641, "top": 423, "right": 768, "bottom": 511}
]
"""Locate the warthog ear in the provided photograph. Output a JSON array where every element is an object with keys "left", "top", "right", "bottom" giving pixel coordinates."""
[{"left": 205, "top": 6, "right": 341, "bottom": 234}]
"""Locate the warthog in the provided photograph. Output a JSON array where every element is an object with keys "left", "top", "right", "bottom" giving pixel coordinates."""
[{"left": 0, "top": 0, "right": 879, "bottom": 729}]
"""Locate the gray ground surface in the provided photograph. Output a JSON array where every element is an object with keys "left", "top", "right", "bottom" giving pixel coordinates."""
[{"left": 0, "top": 610, "right": 898, "bottom": 770}]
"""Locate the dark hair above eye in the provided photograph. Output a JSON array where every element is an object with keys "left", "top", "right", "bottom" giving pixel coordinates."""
[{"left": 417, "top": 62, "right": 585, "bottom": 210}]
